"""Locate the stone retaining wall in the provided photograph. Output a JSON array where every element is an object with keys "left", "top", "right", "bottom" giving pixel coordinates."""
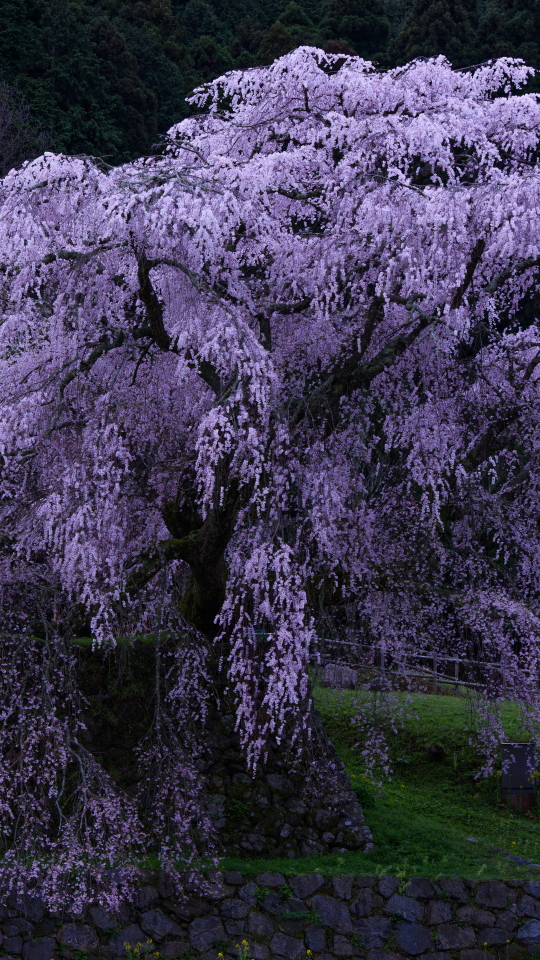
[{"left": 2, "top": 873, "right": 540, "bottom": 960}]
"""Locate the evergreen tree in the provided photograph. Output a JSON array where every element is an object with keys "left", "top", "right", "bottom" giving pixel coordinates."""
[
  {"left": 478, "top": 0, "right": 540, "bottom": 70},
  {"left": 0, "top": 0, "right": 191, "bottom": 162},
  {"left": 257, "top": 20, "right": 297, "bottom": 62},
  {"left": 0, "top": 79, "right": 51, "bottom": 176},
  {"left": 319, "top": 0, "right": 389, "bottom": 58},
  {"left": 389, "top": 0, "right": 478, "bottom": 67},
  {"left": 258, "top": 2, "right": 319, "bottom": 64}
]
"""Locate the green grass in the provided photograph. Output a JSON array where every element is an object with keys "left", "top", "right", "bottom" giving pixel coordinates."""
[{"left": 221, "top": 687, "right": 540, "bottom": 880}]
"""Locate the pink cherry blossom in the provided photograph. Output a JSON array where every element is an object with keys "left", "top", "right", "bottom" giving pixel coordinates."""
[{"left": 0, "top": 47, "right": 539, "bottom": 901}]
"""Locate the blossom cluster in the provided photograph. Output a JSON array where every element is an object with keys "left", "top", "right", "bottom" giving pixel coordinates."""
[{"left": 0, "top": 47, "right": 539, "bottom": 898}]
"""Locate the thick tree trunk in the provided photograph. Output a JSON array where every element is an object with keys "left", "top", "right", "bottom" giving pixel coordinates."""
[
  {"left": 164, "top": 496, "right": 373, "bottom": 856},
  {"left": 122, "top": 474, "right": 374, "bottom": 856}
]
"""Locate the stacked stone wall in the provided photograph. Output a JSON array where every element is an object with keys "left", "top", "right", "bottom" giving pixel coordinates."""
[{"left": 3, "top": 873, "right": 540, "bottom": 960}]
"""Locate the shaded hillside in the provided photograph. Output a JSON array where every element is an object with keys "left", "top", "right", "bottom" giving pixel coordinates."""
[{"left": 0, "top": 0, "right": 538, "bottom": 164}]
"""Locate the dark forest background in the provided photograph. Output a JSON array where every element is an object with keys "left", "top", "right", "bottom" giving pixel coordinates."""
[{"left": 0, "top": 0, "right": 538, "bottom": 167}]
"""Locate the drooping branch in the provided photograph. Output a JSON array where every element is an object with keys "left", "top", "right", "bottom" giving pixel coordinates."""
[
  {"left": 133, "top": 254, "right": 230, "bottom": 397},
  {"left": 136, "top": 251, "right": 171, "bottom": 351},
  {"left": 450, "top": 237, "right": 486, "bottom": 309},
  {"left": 291, "top": 302, "right": 438, "bottom": 429},
  {"left": 58, "top": 330, "right": 126, "bottom": 396}
]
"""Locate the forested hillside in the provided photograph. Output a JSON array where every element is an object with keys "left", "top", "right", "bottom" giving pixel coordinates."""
[{"left": 0, "top": 0, "right": 539, "bottom": 163}]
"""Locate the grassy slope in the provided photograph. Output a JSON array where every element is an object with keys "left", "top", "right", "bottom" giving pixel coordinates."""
[{"left": 222, "top": 688, "right": 540, "bottom": 879}]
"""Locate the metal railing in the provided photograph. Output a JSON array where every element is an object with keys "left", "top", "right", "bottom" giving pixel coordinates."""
[{"left": 312, "top": 636, "right": 531, "bottom": 695}]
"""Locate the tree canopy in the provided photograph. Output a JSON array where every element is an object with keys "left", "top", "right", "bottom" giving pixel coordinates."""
[{"left": 1, "top": 47, "right": 540, "bottom": 904}]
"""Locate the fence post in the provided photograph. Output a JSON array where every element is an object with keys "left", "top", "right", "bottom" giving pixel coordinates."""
[{"left": 433, "top": 655, "right": 438, "bottom": 695}]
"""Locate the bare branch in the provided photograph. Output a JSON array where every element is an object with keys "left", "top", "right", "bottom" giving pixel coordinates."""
[{"left": 450, "top": 237, "right": 486, "bottom": 309}]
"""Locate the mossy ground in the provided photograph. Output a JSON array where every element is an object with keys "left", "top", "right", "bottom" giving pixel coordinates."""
[{"left": 222, "top": 686, "right": 540, "bottom": 880}]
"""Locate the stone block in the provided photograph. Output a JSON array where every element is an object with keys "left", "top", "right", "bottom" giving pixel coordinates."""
[
  {"left": 206, "top": 874, "right": 234, "bottom": 901},
  {"left": 157, "top": 875, "right": 175, "bottom": 901},
  {"left": 200, "top": 950, "right": 220, "bottom": 960},
  {"left": 321, "top": 664, "right": 358, "bottom": 690},
  {"left": 422, "top": 954, "right": 452, "bottom": 960},
  {"left": 311, "top": 896, "right": 352, "bottom": 934},
  {"left": 4, "top": 936, "right": 23, "bottom": 954},
  {"left": 476, "top": 882, "right": 513, "bottom": 909},
  {"left": 498, "top": 911, "right": 518, "bottom": 931},
  {"left": 238, "top": 884, "right": 258, "bottom": 906},
  {"left": 405, "top": 880, "right": 435, "bottom": 900},
  {"left": 260, "top": 892, "right": 281, "bottom": 915},
  {"left": 518, "top": 896, "right": 540, "bottom": 919},
  {"left": 224, "top": 921, "right": 245, "bottom": 936},
  {"left": 333, "top": 934, "right": 355, "bottom": 955},
  {"left": 223, "top": 873, "right": 243, "bottom": 887},
  {"left": 109, "top": 903, "right": 133, "bottom": 927},
  {"left": 247, "top": 911, "right": 275, "bottom": 938},
  {"left": 305, "top": 926, "right": 326, "bottom": 951},
  {"left": 161, "top": 943, "right": 190, "bottom": 959},
  {"left": 241, "top": 836, "right": 268, "bottom": 854},
  {"left": 133, "top": 888, "right": 160, "bottom": 911},
  {"left": 89, "top": 908, "right": 117, "bottom": 933},
  {"left": 242, "top": 941, "right": 269, "bottom": 960},
  {"left": 264, "top": 776, "right": 294, "bottom": 795},
  {"left": 219, "top": 901, "right": 249, "bottom": 921},
  {"left": 300, "top": 841, "right": 325, "bottom": 857},
  {"left": 21, "top": 938, "right": 57, "bottom": 960},
  {"left": 517, "top": 920, "right": 540, "bottom": 943},
  {"left": 394, "top": 922, "right": 432, "bottom": 956},
  {"left": 283, "top": 899, "right": 307, "bottom": 915},
  {"left": 426, "top": 901, "right": 452, "bottom": 925},
  {"left": 460, "top": 951, "right": 495, "bottom": 960},
  {"left": 385, "top": 894, "right": 424, "bottom": 923},
  {"left": 355, "top": 917, "right": 392, "bottom": 947},
  {"left": 437, "top": 925, "right": 476, "bottom": 950},
  {"left": 3, "top": 920, "right": 34, "bottom": 939},
  {"left": 57, "top": 924, "right": 99, "bottom": 951},
  {"left": 284, "top": 800, "right": 306, "bottom": 815},
  {"left": 478, "top": 927, "right": 511, "bottom": 946},
  {"left": 524, "top": 883, "right": 540, "bottom": 899},
  {"left": 378, "top": 877, "right": 400, "bottom": 898},
  {"left": 269, "top": 933, "right": 304, "bottom": 959},
  {"left": 188, "top": 917, "right": 226, "bottom": 952},
  {"left": 108, "top": 925, "right": 145, "bottom": 956},
  {"left": 438, "top": 878, "right": 468, "bottom": 902},
  {"left": 355, "top": 877, "right": 377, "bottom": 888},
  {"left": 332, "top": 878, "right": 354, "bottom": 901},
  {"left": 280, "top": 920, "right": 307, "bottom": 936},
  {"left": 352, "top": 889, "right": 380, "bottom": 918},
  {"left": 321, "top": 663, "right": 358, "bottom": 690},
  {"left": 168, "top": 898, "right": 212, "bottom": 921},
  {"left": 456, "top": 907, "right": 496, "bottom": 927},
  {"left": 255, "top": 873, "right": 286, "bottom": 887},
  {"left": 140, "top": 910, "right": 182, "bottom": 940},
  {"left": 8, "top": 896, "right": 45, "bottom": 924}
]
